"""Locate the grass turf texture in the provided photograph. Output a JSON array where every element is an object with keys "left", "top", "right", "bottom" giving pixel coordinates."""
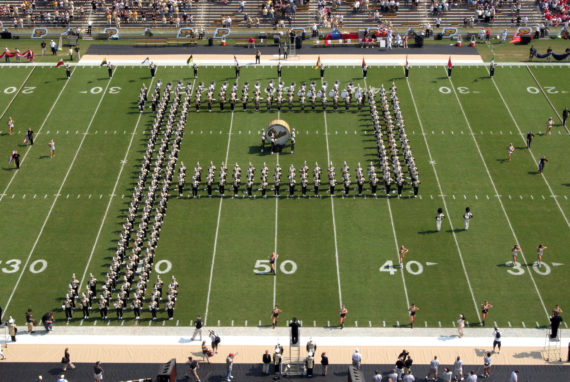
[{"left": 0, "top": 64, "right": 568, "bottom": 330}]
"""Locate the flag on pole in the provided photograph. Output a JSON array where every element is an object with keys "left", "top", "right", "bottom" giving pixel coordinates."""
[
  {"left": 100, "top": 58, "right": 108, "bottom": 67},
  {"left": 361, "top": 57, "right": 366, "bottom": 69},
  {"left": 490, "top": 56, "right": 495, "bottom": 65},
  {"left": 447, "top": 56, "right": 453, "bottom": 69},
  {"left": 233, "top": 55, "right": 239, "bottom": 65},
  {"left": 55, "top": 59, "right": 64, "bottom": 67},
  {"left": 315, "top": 56, "right": 321, "bottom": 70},
  {"left": 405, "top": 55, "right": 409, "bottom": 67},
  {"left": 8, "top": 150, "right": 16, "bottom": 164},
  {"left": 141, "top": 57, "right": 151, "bottom": 65},
  {"left": 187, "top": 55, "right": 193, "bottom": 64}
]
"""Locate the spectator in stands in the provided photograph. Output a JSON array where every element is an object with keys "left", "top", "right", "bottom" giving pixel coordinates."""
[
  {"left": 262, "top": 350, "right": 271, "bottom": 374},
  {"left": 321, "top": 352, "right": 329, "bottom": 376}
]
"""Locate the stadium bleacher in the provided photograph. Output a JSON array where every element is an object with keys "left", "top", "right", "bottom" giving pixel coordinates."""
[{"left": 0, "top": 0, "right": 547, "bottom": 31}]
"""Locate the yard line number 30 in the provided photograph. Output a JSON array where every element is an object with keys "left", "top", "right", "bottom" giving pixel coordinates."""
[{"left": 0, "top": 259, "right": 47, "bottom": 274}]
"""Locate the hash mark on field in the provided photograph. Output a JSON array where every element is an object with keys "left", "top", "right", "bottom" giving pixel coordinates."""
[
  {"left": 564, "top": 322, "right": 568, "bottom": 329},
  {"left": 66, "top": 194, "right": 69, "bottom": 199},
  {"left": 383, "top": 321, "right": 386, "bottom": 327},
  {"left": 425, "top": 321, "right": 428, "bottom": 328},
  {"left": 536, "top": 321, "right": 540, "bottom": 328},
  {"left": 396, "top": 321, "right": 400, "bottom": 328},
  {"left": 508, "top": 321, "right": 512, "bottom": 328},
  {"left": 355, "top": 321, "right": 358, "bottom": 327},
  {"left": 541, "top": 195, "right": 546, "bottom": 200},
  {"left": 530, "top": 195, "right": 534, "bottom": 200},
  {"left": 522, "top": 321, "right": 526, "bottom": 328},
  {"left": 452, "top": 321, "right": 456, "bottom": 327},
  {"left": 520, "top": 195, "right": 523, "bottom": 200},
  {"left": 438, "top": 321, "right": 441, "bottom": 328}
]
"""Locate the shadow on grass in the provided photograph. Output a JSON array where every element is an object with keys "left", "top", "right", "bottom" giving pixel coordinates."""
[
  {"left": 2, "top": 167, "right": 17, "bottom": 171},
  {"left": 417, "top": 230, "right": 439, "bottom": 234},
  {"left": 528, "top": 171, "right": 539, "bottom": 175},
  {"left": 38, "top": 155, "right": 50, "bottom": 159},
  {"left": 445, "top": 228, "right": 465, "bottom": 233}
]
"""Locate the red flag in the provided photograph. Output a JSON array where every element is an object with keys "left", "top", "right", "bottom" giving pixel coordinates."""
[
  {"left": 56, "top": 59, "right": 64, "bottom": 67},
  {"left": 447, "top": 56, "right": 453, "bottom": 69},
  {"left": 361, "top": 57, "right": 366, "bottom": 69}
]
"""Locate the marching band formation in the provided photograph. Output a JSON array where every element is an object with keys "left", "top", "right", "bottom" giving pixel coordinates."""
[
  {"left": 65, "top": 80, "right": 193, "bottom": 321},
  {"left": 140, "top": 79, "right": 369, "bottom": 113}
]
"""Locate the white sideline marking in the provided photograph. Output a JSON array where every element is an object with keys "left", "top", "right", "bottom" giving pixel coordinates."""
[
  {"left": 447, "top": 71, "right": 549, "bottom": 319},
  {"left": 490, "top": 75, "right": 569, "bottom": 229},
  {"left": 1, "top": 68, "right": 117, "bottom": 320},
  {"left": 78, "top": 76, "right": 156, "bottom": 292},
  {"left": 407, "top": 74, "right": 482, "bottom": 323},
  {"left": 526, "top": 66, "right": 570, "bottom": 135},
  {"left": 323, "top": 110, "right": 344, "bottom": 309},
  {"left": 0, "top": 67, "right": 35, "bottom": 121},
  {"left": 204, "top": 79, "right": 238, "bottom": 325},
  {"left": 0, "top": 67, "right": 76, "bottom": 204}
]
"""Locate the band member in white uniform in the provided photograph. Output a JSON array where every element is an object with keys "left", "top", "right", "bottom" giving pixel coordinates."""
[
  {"left": 463, "top": 207, "right": 473, "bottom": 231},
  {"left": 435, "top": 208, "right": 445, "bottom": 232}
]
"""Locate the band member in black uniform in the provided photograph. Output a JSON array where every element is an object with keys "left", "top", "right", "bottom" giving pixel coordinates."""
[
  {"left": 219, "top": 172, "right": 226, "bottom": 197},
  {"left": 193, "top": 62, "right": 198, "bottom": 78},
  {"left": 65, "top": 64, "right": 71, "bottom": 79},
  {"left": 343, "top": 176, "right": 350, "bottom": 196},
  {"left": 150, "top": 62, "right": 156, "bottom": 77},
  {"left": 563, "top": 106, "right": 569, "bottom": 127},
  {"left": 405, "top": 62, "right": 409, "bottom": 78},
  {"left": 277, "top": 61, "right": 282, "bottom": 78},
  {"left": 274, "top": 171, "right": 281, "bottom": 197},
  {"left": 329, "top": 177, "right": 336, "bottom": 196},
  {"left": 107, "top": 62, "right": 113, "bottom": 78},
  {"left": 247, "top": 177, "right": 254, "bottom": 198},
  {"left": 290, "top": 128, "right": 296, "bottom": 154},
  {"left": 320, "top": 63, "right": 325, "bottom": 79},
  {"left": 397, "top": 176, "right": 404, "bottom": 198},
  {"left": 289, "top": 176, "right": 295, "bottom": 197},
  {"left": 206, "top": 173, "right": 214, "bottom": 197},
  {"left": 370, "top": 174, "right": 378, "bottom": 196},
  {"left": 526, "top": 131, "right": 535, "bottom": 148},
  {"left": 489, "top": 60, "right": 495, "bottom": 77},
  {"left": 362, "top": 63, "right": 368, "bottom": 79}
]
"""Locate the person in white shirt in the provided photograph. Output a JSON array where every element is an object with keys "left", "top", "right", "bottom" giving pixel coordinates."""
[
  {"left": 352, "top": 349, "right": 362, "bottom": 370},
  {"left": 492, "top": 327, "right": 502, "bottom": 354},
  {"left": 426, "top": 355, "right": 439, "bottom": 380},
  {"left": 463, "top": 207, "right": 473, "bottom": 230},
  {"left": 372, "top": 370, "right": 382, "bottom": 381},
  {"left": 483, "top": 352, "right": 492, "bottom": 378},
  {"left": 457, "top": 314, "right": 466, "bottom": 337},
  {"left": 465, "top": 370, "right": 477, "bottom": 381},
  {"left": 386, "top": 369, "right": 398, "bottom": 381},
  {"left": 435, "top": 207, "right": 445, "bottom": 232},
  {"left": 509, "top": 370, "right": 519, "bottom": 382},
  {"left": 453, "top": 356, "right": 463, "bottom": 380},
  {"left": 402, "top": 370, "right": 415, "bottom": 381}
]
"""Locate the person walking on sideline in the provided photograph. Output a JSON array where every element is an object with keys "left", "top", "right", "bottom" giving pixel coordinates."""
[
  {"left": 255, "top": 49, "right": 261, "bottom": 64},
  {"left": 62, "top": 348, "right": 75, "bottom": 371},
  {"left": 262, "top": 350, "right": 271, "bottom": 374},
  {"left": 493, "top": 326, "right": 502, "bottom": 353},
  {"left": 321, "top": 352, "right": 329, "bottom": 376},
  {"left": 271, "top": 305, "right": 282, "bottom": 329},
  {"left": 192, "top": 316, "right": 203, "bottom": 341},
  {"left": 187, "top": 356, "right": 200, "bottom": 381},
  {"left": 409, "top": 303, "right": 419, "bottom": 328},
  {"left": 339, "top": 305, "right": 348, "bottom": 329},
  {"left": 483, "top": 351, "right": 492, "bottom": 378},
  {"left": 94, "top": 361, "right": 104, "bottom": 382},
  {"left": 352, "top": 348, "right": 362, "bottom": 370},
  {"left": 49, "top": 139, "right": 56, "bottom": 158},
  {"left": 225, "top": 353, "right": 236, "bottom": 381},
  {"left": 457, "top": 314, "right": 466, "bottom": 337}
]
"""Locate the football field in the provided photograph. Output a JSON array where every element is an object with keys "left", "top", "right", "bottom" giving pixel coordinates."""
[{"left": 0, "top": 63, "right": 568, "bottom": 330}]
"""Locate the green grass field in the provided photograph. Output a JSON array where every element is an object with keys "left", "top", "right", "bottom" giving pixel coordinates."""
[{"left": 0, "top": 63, "right": 568, "bottom": 330}]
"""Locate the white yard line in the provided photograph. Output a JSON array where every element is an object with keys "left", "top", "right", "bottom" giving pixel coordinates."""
[
  {"left": 406, "top": 76, "right": 482, "bottom": 323},
  {"left": 78, "top": 76, "right": 157, "bottom": 292},
  {"left": 489, "top": 75, "right": 569, "bottom": 229},
  {"left": 273, "top": 109, "right": 281, "bottom": 308},
  {"left": 447, "top": 71, "right": 549, "bottom": 319},
  {"left": 525, "top": 65, "right": 570, "bottom": 135},
  {"left": 0, "top": 66, "right": 35, "bottom": 121},
  {"left": 0, "top": 67, "right": 76, "bottom": 203},
  {"left": 364, "top": 78, "right": 410, "bottom": 311},
  {"left": 322, "top": 111, "right": 343, "bottom": 309},
  {"left": 385, "top": 198, "right": 411, "bottom": 311},
  {"left": 1, "top": 69, "right": 117, "bottom": 320},
  {"left": 204, "top": 89, "right": 237, "bottom": 325}
]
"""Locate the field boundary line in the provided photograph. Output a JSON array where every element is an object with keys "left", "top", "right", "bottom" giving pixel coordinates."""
[
  {"left": 406, "top": 75, "right": 482, "bottom": 323},
  {"left": 78, "top": 76, "right": 157, "bottom": 292},
  {"left": 364, "top": 77, "right": 411, "bottom": 312},
  {"left": 490, "top": 74, "right": 569, "bottom": 229},
  {"left": 204, "top": 81, "right": 237, "bottom": 325},
  {"left": 0, "top": 66, "right": 35, "bottom": 121},
  {"left": 0, "top": 67, "right": 76, "bottom": 203},
  {"left": 322, "top": 111, "right": 343, "bottom": 309},
  {"left": 525, "top": 65, "right": 570, "bottom": 135},
  {"left": 447, "top": 70, "right": 549, "bottom": 319},
  {"left": 1, "top": 69, "right": 117, "bottom": 320}
]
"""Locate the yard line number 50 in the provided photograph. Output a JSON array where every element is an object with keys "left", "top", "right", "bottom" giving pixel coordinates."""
[
  {"left": 0, "top": 259, "right": 47, "bottom": 274},
  {"left": 254, "top": 259, "right": 298, "bottom": 275}
]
